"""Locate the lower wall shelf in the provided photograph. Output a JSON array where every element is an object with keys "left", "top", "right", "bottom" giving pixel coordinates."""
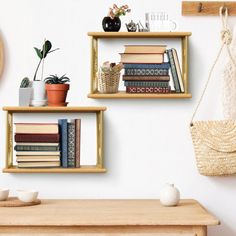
[
  {"left": 3, "top": 166, "right": 107, "bottom": 173},
  {"left": 88, "top": 91, "right": 192, "bottom": 99}
]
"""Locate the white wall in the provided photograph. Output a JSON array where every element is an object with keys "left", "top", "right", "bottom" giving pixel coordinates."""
[{"left": 0, "top": 0, "right": 236, "bottom": 235}]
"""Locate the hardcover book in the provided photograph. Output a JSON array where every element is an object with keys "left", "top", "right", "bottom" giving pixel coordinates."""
[
  {"left": 58, "top": 119, "right": 68, "bottom": 168},
  {"left": 15, "top": 134, "right": 60, "bottom": 143},
  {"left": 17, "top": 161, "right": 60, "bottom": 168},
  {"left": 123, "top": 62, "right": 170, "bottom": 69},
  {"left": 75, "top": 119, "right": 81, "bottom": 168},
  {"left": 126, "top": 86, "right": 171, "bottom": 93},
  {"left": 123, "top": 75, "right": 170, "bottom": 81},
  {"left": 166, "top": 49, "right": 181, "bottom": 93},
  {"left": 15, "top": 123, "right": 59, "bottom": 134},
  {"left": 15, "top": 145, "right": 59, "bottom": 152},
  {"left": 124, "top": 45, "right": 167, "bottom": 54},
  {"left": 124, "top": 81, "right": 169, "bottom": 88},
  {"left": 16, "top": 156, "right": 60, "bottom": 162},
  {"left": 124, "top": 68, "right": 169, "bottom": 76},
  {"left": 67, "top": 120, "right": 76, "bottom": 168},
  {"left": 120, "top": 53, "right": 164, "bottom": 64},
  {"left": 16, "top": 151, "right": 60, "bottom": 156}
]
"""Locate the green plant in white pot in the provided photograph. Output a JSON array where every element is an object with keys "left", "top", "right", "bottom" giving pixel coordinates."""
[
  {"left": 30, "top": 40, "right": 59, "bottom": 107},
  {"left": 19, "top": 77, "right": 32, "bottom": 106}
]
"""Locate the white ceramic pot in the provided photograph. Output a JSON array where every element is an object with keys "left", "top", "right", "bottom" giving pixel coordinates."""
[
  {"left": 30, "top": 81, "right": 47, "bottom": 106},
  {"left": 0, "top": 188, "right": 9, "bottom": 201},
  {"left": 17, "top": 190, "right": 38, "bottom": 203},
  {"left": 160, "top": 183, "right": 180, "bottom": 207},
  {"left": 19, "top": 88, "right": 33, "bottom": 106}
]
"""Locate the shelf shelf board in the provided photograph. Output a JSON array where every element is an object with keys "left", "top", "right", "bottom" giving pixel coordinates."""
[
  {"left": 3, "top": 166, "right": 107, "bottom": 173},
  {"left": 88, "top": 91, "right": 192, "bottom": 99},
  {"left": 3, "top": 106, "right": 107, "bottom": 113},
  {"left": 88, "top": 32, "right": 192, "bottom": 38}
]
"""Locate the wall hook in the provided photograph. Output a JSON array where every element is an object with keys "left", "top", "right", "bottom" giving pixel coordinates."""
[{"left": 198, "top": 2, "right": 203, "bottom": 13}]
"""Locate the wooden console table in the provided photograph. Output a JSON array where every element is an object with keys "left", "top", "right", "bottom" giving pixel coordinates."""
[{"left": 0, "top": 199, "right": 219, "bottom": 235}]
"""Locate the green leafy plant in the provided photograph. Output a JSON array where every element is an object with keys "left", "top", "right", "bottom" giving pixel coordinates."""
[
  {"left": 33, "top": 40, "right": 59, "bottom": 81},
  {"left": 44, "top": 74, "right": 70, "bottom": 84},
  {"left": 20, "top": 77, "right": 31, "bottom": 88}
]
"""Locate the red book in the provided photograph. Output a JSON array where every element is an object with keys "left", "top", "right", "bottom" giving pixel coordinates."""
[
  {"left": 126, "top": 86, "right": 171, "bottom": 93},
  {"left": 15, "top": 134, "right": 60, "bottom": 143}
]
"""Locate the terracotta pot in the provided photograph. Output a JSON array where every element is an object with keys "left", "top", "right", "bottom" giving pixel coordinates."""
[{"left": 45, "top": 84, "right": 69, "bottom": 107}]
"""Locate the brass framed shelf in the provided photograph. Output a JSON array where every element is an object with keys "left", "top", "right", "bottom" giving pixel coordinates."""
[
  {"left": 87, "top": 32, "right": 192, "bottom": 99},
  {"left": 3, "top": 106, "right": 107, "bottom": 174}
]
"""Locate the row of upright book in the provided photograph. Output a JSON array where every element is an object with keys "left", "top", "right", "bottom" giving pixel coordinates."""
[
  {"left": 14, "top": 120, "right": 81, "bottom": 168},
  {"left": 119, "top": 45, "right": 184, "bottom": 93}
]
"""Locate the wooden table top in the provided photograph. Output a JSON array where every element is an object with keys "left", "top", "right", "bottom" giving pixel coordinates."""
[{"left": 0, "top": 199, "right": 219, "bottom": 226}]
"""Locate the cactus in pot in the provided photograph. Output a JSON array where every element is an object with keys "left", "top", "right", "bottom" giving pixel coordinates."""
[{"left": 19, "top": 77, "right": 33, "bottom": 106}]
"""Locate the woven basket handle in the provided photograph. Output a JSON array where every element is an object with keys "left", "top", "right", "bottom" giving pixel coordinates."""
[{"left": 190, "top": 7, "right": 236, "bottom": 126}]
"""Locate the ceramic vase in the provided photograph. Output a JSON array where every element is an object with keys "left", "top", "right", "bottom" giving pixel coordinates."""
[
  {"left": 102, "top": 17, "right": 121, "bottom": 32},
  {"left": 30, "top": 81, "right": 47, "bottom": 107},
  {"left": 160, "top": 183, "right": 180, "bottom": 207}
]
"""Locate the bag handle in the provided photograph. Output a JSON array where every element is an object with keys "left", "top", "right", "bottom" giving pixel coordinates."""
[{"left": 190, "top": 7, "right": 236, "bottom": 126}]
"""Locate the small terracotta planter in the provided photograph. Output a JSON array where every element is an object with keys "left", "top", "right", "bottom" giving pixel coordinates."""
[{"left": 45, "top": 84, "right": 69, "bottom": 107}]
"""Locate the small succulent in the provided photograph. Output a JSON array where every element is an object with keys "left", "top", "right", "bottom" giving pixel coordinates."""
[
  {"left": 20, "top": 77, "right": 31, "bottom": 88},
  {"left": 44, "top": 74, "right": 70, "bottom": 84}
]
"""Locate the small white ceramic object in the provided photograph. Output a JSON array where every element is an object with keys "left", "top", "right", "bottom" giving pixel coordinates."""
[
  {"left": 30, "top": 81, "right": 47, "bottom": 106},
  {"left": 0, "top": 188, "right": 9, "bottom": 201},
  {"left": 160, "top": 183, "right": 180, "bottom": 207},
  {"left": 17, "top": 190, "right": 38, "bottom": 203}
]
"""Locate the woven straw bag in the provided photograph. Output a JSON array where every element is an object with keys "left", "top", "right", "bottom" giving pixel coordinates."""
[
  {"left": 190, "top": 7, "right": 236, "bottom": 176},
  {"left": 98, "top": 70, "right": 120, "bottom": 93}
]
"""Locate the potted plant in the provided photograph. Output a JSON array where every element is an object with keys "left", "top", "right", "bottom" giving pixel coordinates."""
[
  {"left": 45, "top": 74, "right": 70, "bottom": 107},
  {"left": 30, "top": 40, "right": 59, "bottom": 106},
  {"left": 19, "top": 77, "right": 32, "bottom": 106},
  {"left": 102, "top": 4, "right": 131, "bottom": 32}
]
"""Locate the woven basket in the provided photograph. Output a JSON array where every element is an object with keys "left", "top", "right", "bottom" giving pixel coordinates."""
[
  {"left": 190, "top": 120, "right": 236, "bottom": 176},
  {"left": 98, "top": 71, "right": 120, "bottom": 93}
]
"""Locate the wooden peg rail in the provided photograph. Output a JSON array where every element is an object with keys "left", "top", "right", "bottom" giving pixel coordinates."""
[{"left": 182, "top": 1, "right": 236, "bottom": 16}]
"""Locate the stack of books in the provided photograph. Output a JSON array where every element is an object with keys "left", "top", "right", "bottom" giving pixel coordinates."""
[
  {"left": 120, "top": 45, "right": 171, "bottom": 94},
  {"left": 120, "top": 45, "right": 184, "bottom": 93},
  {"left": 14, "top": 119, "right": 81, "bottom": 168},
  {"left": 14, "top": 123, "right": 60, "bottom": 168},
  {"left": 58, "top": 119, "right": 81, "bottom": 168}
]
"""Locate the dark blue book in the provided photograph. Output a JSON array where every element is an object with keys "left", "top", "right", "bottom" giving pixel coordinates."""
[
  {"left": 58, "top": 119, "right": 68, "bottom": 168},
  {"left": 123, "top": 63, "right": 170, "bottom": 69},
  {"left": 166, "top": 49, "right": 181, "bottom": 93}
]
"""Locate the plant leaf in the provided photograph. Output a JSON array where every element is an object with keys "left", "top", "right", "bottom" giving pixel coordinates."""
[
  {"left": 34, "top": 47, "right": 43, "bottom": 59},
  {"left": 41, "top": 40, "right": 52, "bottom": 58}
]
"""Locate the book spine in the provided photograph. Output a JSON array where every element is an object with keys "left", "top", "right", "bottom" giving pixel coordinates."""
[
  {"left": 123, "top": 63, "right": 170, "bottom": 69},
  {"left": 14, "top": 145, "right": 59, "bottom": 151},
  {"left": 166, "top": 49, "right": 181, "bottom": 93},
  {"left": 126, "top": 86, "right": 171, "bottom": 93},
  {"left": 123, "top": 75, "right": 170, "bottom": 81},
  {"left": 58, "top": 119, "right": 68, "bottom": 168},
  {"left": 124, "top": 81, "right": 169, "bottom": 87},
  {"left": 67, "top": 120, "right": 76, "bottom": 168},
  {"left": 15, "top": 134, "right": 60, "bottom": 143},
  {"left": 75, "top": 119, "right": 81, "bottom": 168},
  {"left": 124, "top": 68, "right": 169, "bottom": 76}
]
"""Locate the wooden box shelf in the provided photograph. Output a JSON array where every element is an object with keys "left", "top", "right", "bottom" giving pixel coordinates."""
[
  {"left": 88, "top": 32, "right": 192, "bottom": 99},
  {"left": 3, "top": 106, "right": 106, "bottom": 173}
]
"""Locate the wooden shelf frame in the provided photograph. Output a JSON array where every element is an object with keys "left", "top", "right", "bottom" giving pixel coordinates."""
[
  {"left": 2, "top": 106, "right": 107, "bottom": 173},
  {"left": 87, "top": 32, "right": 192, "bottom": 99}
]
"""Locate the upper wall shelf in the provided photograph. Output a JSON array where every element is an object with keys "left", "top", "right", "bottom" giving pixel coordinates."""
[
  {"left": 87, "top": 32, "right": 192, "bottom": 99},
  {"left": 88, "top": 32, "right": 192, "bottom": 38}
]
